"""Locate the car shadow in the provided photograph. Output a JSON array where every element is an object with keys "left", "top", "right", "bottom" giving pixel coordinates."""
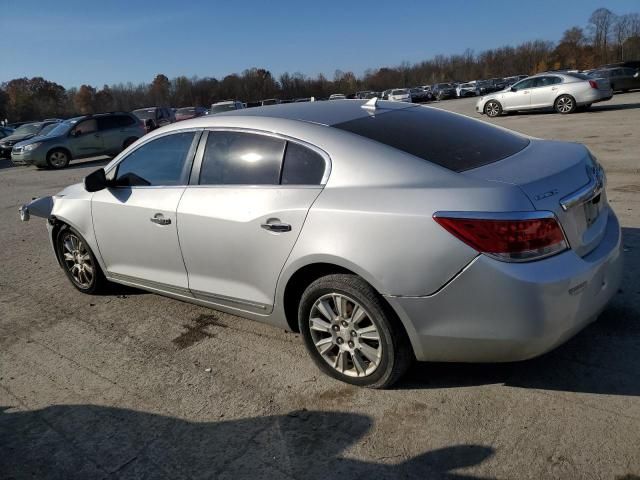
[
  {"left": 0, "top": 405, "right": 494, "bottom": 479},
  {"left": 503, "top": 101, "right": 640, "bottom": 117},
  {"left": 399, "top": 227, "right": 640, "bottom": 397}
]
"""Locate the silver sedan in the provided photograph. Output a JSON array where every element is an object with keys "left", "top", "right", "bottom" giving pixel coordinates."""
[
  {"left": 20, "top": 99, "right": 623, "bottom": 388},
  {"left": 476, "top": 72, "right": 613, "bottom": 117}
]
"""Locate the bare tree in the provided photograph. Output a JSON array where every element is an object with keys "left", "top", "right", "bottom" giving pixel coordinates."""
[{"left": 588, "top": 8, "right": 615, "bottom": 63}]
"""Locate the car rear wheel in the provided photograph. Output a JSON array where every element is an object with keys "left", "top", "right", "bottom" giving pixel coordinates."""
[
  {"left": 46, "top": 149, "right": 70, "bottom": 169},
  {"left": 555, "top": 95, "right": 576, "bottom": 114},
  {"left": 56, "top": 226, "right": 107, "bottom": 294},
  {"left": 298, "top": 274, "right": 413, "bottom": 389},
  {"left": 484, "top": 100, "right": 502, "bottom": 117}
]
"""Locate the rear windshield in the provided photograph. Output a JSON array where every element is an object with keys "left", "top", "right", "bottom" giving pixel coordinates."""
[{"left": 332, "top": 107, "right": 530, "bottom": 172}]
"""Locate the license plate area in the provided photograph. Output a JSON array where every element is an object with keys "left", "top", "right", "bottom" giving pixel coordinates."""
[{"left": 584, "top": 193, "right": 602, "bottom": 227}]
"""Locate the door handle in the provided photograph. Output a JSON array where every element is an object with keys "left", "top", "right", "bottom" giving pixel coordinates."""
[
  {"left": 523, "top": 90, "right": 529, "bottom": 94},
  {"left": 551, "top": 87, "right": 558, "bottom": 90},
  {"left": 261, "top": 220, "right": 291, "bottom": 233},
  {"left": 150, "top": 213, "right": 171, "bottom": 225}
]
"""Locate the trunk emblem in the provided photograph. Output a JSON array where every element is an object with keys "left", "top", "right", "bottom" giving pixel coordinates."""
[{"left": 534, "top": 189, "right": 558, "bottom": 201}]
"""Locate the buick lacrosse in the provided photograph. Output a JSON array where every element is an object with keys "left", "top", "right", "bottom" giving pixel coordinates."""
[{"left": 20, "top": 99, "right": 623, "bottom": 388}]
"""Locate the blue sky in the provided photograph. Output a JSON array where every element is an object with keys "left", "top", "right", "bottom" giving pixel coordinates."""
[{"left": 2, "top": 0, "right": 638, "bottom": 88}]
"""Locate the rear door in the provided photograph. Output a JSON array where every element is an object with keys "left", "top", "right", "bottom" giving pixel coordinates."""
[
  {"left": 177, "top": 130, "right": 328, "bottom": 313},
  {"left": 96, "top": 116, "right": 124, "bottom": 155},
  {"left": 530, "top": 76, "right": 562, "bottom": 108}
]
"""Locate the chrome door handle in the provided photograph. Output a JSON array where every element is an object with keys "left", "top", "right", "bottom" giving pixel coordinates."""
[
  {"left": 551, "top": 87, "right": 558, "bottom": 90},
  {"left": 150, "top": 213, "right": 171, "bottom": 225},
  {"left": 261, "top": 220, "right": 291, "bottom": 233}
]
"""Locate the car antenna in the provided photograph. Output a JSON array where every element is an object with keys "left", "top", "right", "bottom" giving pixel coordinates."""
[{"left": 361, "top": 97, "right": 378, "bottom": 111}]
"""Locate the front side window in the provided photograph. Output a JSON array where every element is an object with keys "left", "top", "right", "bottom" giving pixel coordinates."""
[
  {"left": 73, "top": 119, "right": 97, "bottom": 135},
  {"left": 199, "top": 131, "right": 285, "bottom": 185},
  {"left": 281, "top": 142, "right": 326, "bottom": 185},
  {"left": 114, "top": 132, "right": 196, "bottom": 187},
  {"left": 512, "top": 79, "right": 535, "bottom": 90}
]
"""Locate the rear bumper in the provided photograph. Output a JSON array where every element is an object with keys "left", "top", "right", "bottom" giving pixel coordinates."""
[
  {"left": 578, "top": 89, "right": 613, "bottom": 105},
  {"left": 386, "top": 210, "right": 623, "bottom": 362}
]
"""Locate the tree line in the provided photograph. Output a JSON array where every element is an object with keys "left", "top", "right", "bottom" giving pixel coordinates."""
[{"left": 1, "top": 7, "right": 638, "bottom": 122}]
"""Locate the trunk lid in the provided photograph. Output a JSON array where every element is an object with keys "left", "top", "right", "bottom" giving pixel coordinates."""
[{"left": 464, "top": 139, "right": 608, "bottom": 257}]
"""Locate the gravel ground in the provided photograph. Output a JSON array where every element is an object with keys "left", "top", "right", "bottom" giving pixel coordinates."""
[{"left": 1, "top": 93, "right": 639, "bottom": 479}]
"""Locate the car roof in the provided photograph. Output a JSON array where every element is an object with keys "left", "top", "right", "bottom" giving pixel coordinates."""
[{"left": 213, "top": 99, "right": 416, "bottom": 126}]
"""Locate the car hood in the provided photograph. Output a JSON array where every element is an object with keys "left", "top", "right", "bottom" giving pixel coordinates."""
[
  {"left": 15, "top": 134, "right": 60, "bottom": 147},
  {"left": 1, "top": 132, "right": 36, "bottom": 144}
]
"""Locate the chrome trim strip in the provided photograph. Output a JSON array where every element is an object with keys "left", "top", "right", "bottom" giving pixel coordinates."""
[
  {"left": 191, "top": 289, "right": 269, "bottom": 310},
  {"left": 559, "top": 169, "right": 604, "bottom": 211},
  {"left": 432, "top": 210, "right": 557, "bottom": 221},
  {"left": 108, "top": 272, "right": 191, "bottom": 296}
]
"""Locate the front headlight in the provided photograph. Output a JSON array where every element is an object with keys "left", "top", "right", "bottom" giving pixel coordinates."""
[{"left": 23, "top": 142, "right": 42, "bottom": 152}]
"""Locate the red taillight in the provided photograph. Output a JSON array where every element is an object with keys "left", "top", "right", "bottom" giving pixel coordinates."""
[
  {"left": 589, "top": 80, "right": 598, "bottom": 89},
  {"left": 433, "top": 214, "right": 567, "bottom": 262}
]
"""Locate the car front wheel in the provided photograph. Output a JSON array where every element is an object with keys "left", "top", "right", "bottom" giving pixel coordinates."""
[
  {"left": 484, "top": 100, "right": 502, "bottom": 117},
  {"left": 46, "top": 149, "right": 70, "bottom": 169},
  {"left": 56, "top": 226, "right": 107, "bottom": 294},
  {"left": 298, "top": 274, "right": 413, "bottom": 389}
]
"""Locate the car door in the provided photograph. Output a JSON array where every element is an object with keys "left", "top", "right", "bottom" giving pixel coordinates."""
[
  {"left": 96, "top": 116, "right": 124, "bottom": 155},
  {"left": 92, "top": 130, "right": 200, "bottom": 291},
  {"left": 501, "top": 78, "right": 535, "bottom": 110},
  {"left": 530, "top": 76, "right": 561, "bottom": 108},
  {"left": 177, "top": 130, "right": 329, "bottom": 313},
  {"left": 69, "top": 119, "right": 103, "bottom": 158}
]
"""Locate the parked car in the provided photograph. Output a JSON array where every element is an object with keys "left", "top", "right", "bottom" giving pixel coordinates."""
[
  {"left": 409, "top": 87, "right": 431, "bottom": 103},
  {"left": 432, "top": 83, "right": 457, "bottom": 100},
  {"left": 209, "top": 101, "right": 245, "bottom": 114},
  {"left": 175, "top": 107, "right": 207, "bottom": 121},
  {"left": 11, "top": 112, "right": 144, "bottom": 169},
  {"left": 0, "top": 120, "right": 60, "bottom": 158},
  {"left": 588, "top": 67, "right": 640, "bottom": 93},
  {"left": 0, "top": 126, "right": 14, "bottom": 139},
  {"left": 387, "top": 89, "right": 411, "bottom": 102},
  {"left": 477, "top": 73, "right": 613, "bottom": 117},
  {"left": 488, "top": 78, "right": 508, "bottom": 92},
  {"left": 503, "top": 75, "right": 528, "bottom": 87},
  {"left": 329, "top": 94, "right": 347, "bottom": 100},
  {"left": 261, "top": 99, "right": 281, "bottom": 106},
  {"left": 132, "top": 107, "right": 175, "bottom": 133},
  {"left": 456, "top": 82, "right": 477, "bottom": 97},
  {"left": 474, "top": 80, "right": 493, "bottom": 96},
  {"left": 18, "top": 100, "right": 623, "bottom": 388},
  {"left": 6, "top": 121, "right": 35, "bottom": 129},
  {"left": 380, "top": 89, "right": 392, "bottom": 100}
]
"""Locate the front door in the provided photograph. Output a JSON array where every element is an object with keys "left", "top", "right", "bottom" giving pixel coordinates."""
[
  {"left": 530, "top": 76, "right": 562, "bottom": 109},
  {"left": 92, "top": 130, "right": 199, "bottom": 291},
  {"left": 177, "top": 131, "right": 328, "bottom": 313},
  {"left": 502, "top": 78, "right": 535, "bottom": 110},
  {"left": 69, "top": 118, "right": 103, "bottom": 158}
]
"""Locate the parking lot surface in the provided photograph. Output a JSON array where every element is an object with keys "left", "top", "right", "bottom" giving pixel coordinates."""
[{"left": 1, "top": 94, "right": 639, "bottom": 479}]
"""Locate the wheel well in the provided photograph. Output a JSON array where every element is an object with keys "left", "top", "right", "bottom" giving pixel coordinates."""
[
  {"left": 47, "top": 147, "right": 72, "bottom": 161},
  {"left": 49, "top": 218, "right": 67, "bottom": 267},
  {"left": 283, "top": 263, "right": 353, "bottom": 332}
]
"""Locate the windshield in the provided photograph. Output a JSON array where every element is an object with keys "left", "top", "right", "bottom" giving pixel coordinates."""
[
  {"left": 209, "top": 103, "right": 237, "bottom": 114},
  {"left": 14, "top": 123, "right": 43, "bottom": 135},
  {"left": 460, "top": 83, "right": 473, "bottom": 88},
  {"left": 436, "top": 83, "right": 452, "bottom": 89},
  {"left": 176, "top": 107, "right": 196, "bottom": 115},
  {"left": 132, "top": 109, "right": 156, "bottom": 120},
  {"left": 43, "top": 122, "right": 72, "bottom": 137},
  {"left": 392, "top": 89, "right": 408, "bottom": 95}
]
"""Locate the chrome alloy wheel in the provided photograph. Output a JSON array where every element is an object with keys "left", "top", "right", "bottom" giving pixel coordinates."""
[
  {"left": 309, "top": 293, "right": 383, "bottom": 378},
  {"left": 485, "top": 101, "right": 500, "bottom": 117},
  {"left": 61, "top": 233, "right": 94, "bottom": 288},
  {"left": 49, "top": 151, "right": 68, "bottom": 168},
  {"left": 556, "top": 96, "right": 573, "bottom": 113}
]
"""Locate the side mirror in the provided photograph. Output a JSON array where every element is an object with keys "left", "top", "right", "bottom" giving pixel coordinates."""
[
  {"left": 510, "top": 87, "right": 517, "bottom": 92},
  {"left": 84, "top": 168, "right": 108, "bottom": 192}
]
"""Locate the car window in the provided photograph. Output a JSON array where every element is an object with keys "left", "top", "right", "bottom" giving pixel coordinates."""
[
  {"left": 623, "top": 68, "right": 636, "bottom": 76},
  {"left": 73, "top": 119, "right": 97, "bottom": 135},
  {"left": 281, "top": 142, "right": 326, "bottom": 185},
  {"left": 116, "top": 115, "right": 136, "bottom": 127},
  {"left": 533, "top": 76, "right": 561, "bottom": 87},
  {"left": 199, "top": 131, "right": 285, "bottom": 185},
  {"left": 97, "top": 116, "right": 120, "bottom": 131},
  {"left": 512, "top": 79, "right": 535, "bottom": 90},
  {"left": 114, "top": 132, "right": 196, "bottom": 187},
  {"left": 333, "top": 107, "right": 530, "bottom": 172}
]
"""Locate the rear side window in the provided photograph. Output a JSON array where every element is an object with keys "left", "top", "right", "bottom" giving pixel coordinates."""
[
  {"left": 97, "top": 116, "right": 119, "bottom": 130},
  {"left": 115, "top": 132, "right": 196, "bottom": 186},
  {"left": 199, "top": 131, "right": 285, "bottom": 185},
  {"left": 117, "top": 115, "right": 136, "bottom": 127},
  {"left": 281, "top": 142, "right": 326, "bottom": 185},
  {"left": 333, "top": 107, "right": 530, "bottom": 172}
]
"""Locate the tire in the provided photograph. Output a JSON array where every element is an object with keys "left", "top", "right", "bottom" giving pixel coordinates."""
[
  {"left": 298, "top": 274, "right": 413, "bottom": 389},
  {"left": 484, "top": 100, "right": 502, "bottom": 117},
  {"left": 554, "top": 95, "right": 576, "bottom": 114},
  {"left": 46, "top": 148, "right": 70, "bottom": 169},
  {"left": 56, "top": 225, "right": 107, "bottom": 294}
]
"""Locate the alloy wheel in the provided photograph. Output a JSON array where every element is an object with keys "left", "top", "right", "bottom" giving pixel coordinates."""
[
  {"left": 309, "top": 293, "right": 383, "bottom": 378},
  {"left": 61, "top": 233, "right": 94, "bottom": 288},
  {"left": 49, "top": 151, "right": 68, "bottom": 168},
  {"left": 486, "top": 102, "right": 500, "bottom": 117},
  {"left": 556, "top": 97, "right": 573, "bottom": 113}
]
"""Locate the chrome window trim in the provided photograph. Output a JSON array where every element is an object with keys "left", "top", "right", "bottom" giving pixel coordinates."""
[{"left": 199, "top": 126, "right": 332, "bottom": 186}]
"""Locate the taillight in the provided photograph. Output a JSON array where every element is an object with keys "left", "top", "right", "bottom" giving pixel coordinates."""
[
  {"left": 433, "top": 213, "right": 568, "bottom": 262},
  {"left": 588, "top": 80, "right": 598, "bottom": 89}
]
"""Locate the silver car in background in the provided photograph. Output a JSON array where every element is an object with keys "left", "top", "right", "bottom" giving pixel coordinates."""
[
  {"left": 19, "top": 100, "right": 623, "bottom": 388},
  {"left": 476, "top": 73, "right": 613, "bottom": 117}
]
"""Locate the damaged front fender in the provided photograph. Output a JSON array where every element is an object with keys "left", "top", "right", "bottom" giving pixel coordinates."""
[{"left": 19, "top": 196, "right": 54, "bottom": 222}]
